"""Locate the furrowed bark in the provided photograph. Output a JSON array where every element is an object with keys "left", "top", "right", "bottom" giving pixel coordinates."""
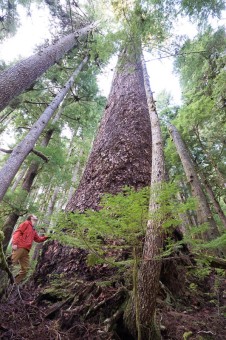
[
  {"left": 0, "top": 56, "right": 88, "bottom": 203},
  {"left": 0, "top": 23, "right": 96, "bottom": 112},
  {"left": 66, "top": 50, "right": 152, "bottom": 211}
]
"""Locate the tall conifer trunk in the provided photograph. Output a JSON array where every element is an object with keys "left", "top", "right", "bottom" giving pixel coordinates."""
[
  {"left": 138, "top": 54, "right": 165, "bottom": 339},
  {"left": 168, "top": 124, "right": 220, "bottom": 242},
  {"left": 198, "top": 171, "right": 226, "bottom": 229},
  {"left": 66, "top": 50, "right": 152, "bottom": 211},
  {"left": 0, "top": 24, "right": 95, "bottom": 112}
]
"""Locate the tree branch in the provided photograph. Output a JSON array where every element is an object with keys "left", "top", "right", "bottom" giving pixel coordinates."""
[
  {"left": 0, "top": 148, "right": 49, "bottom": 162},
  {"left": 0, "top": 148, "right": 12, "bottom": 154},
  {"left": 31, "top": 149, "right": 49, "bottom": 162}
]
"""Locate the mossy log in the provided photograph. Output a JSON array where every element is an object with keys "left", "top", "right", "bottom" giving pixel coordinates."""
[{"left": 207, "top": 256, "right": 226, "bottom": 269}]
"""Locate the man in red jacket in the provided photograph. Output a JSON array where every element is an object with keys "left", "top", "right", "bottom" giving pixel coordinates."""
[{"left": 12, "top": 214, "right": 48, "bottom": 284}]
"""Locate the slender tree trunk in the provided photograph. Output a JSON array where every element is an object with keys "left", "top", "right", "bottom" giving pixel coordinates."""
[
  {"left": 179, "top": 181, "right": 198, "bottom": 227},
  {"left": 66, "top": 50, "right": 152, "bottom": 211},
  {"left": 176, "top": 192, "right": 192, "bottom": 235},
  {"left": 194, "top": 128, "right": 226, "bottom": 189},
  {"left": 198, "top": 171, "right": 226, "bottom": 229},
  {"left": 0, "top": 57, "right": 88, "bottom": 202},
  {"left": 168, "top": 124, "right": 220, "bottom": 242},
  {"left": 33, "top": 186, "right": 60, "bottom": 261},
  {"left": 0, "top": 113, "right": 15, "bottom": 134},
  {"left": 0, "top": 24, "right": 96, "bottom": 112},
  {"left": 67, "top": 150, "right": 83, "bottom": 202},
  {"left": 11, "top": 166, "right": 27, "bottom": 191},
  {"left": 124, "top": 53, "right": 165, "bottom": 340},
  {"left": 2, "top": 212, "right": 20, "bottom": 252}
]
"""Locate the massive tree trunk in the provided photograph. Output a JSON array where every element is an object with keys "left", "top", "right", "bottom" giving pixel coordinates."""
[
  {"left": 0, "top": 24, "right": 96, "bottom": 112},
  {"left": 0, "top": 57, "right": 88, "bottom": 203},
  {"left": 168, "top": 124, "right": 220, "bottom": 243},
  {"left": 66, "top": 51, "right": 152, "bottom": 211}
]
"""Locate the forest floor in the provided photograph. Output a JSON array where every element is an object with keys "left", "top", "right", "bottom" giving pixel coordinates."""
[{"left": 0, "top": 241, "right": 225, "bottom": 340}]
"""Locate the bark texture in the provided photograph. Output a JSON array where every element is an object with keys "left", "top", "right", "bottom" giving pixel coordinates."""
[
  {"left": 0, "top": 24, "right": 95, "bottom": 112},
  {"left": 168, "top": 124, "right": 220, "bottom": 243},
  {"left": 66, "top": 52, "right": 152, "bottom": 211},
  {"left": 0, "top": 57, "right": 88, "bottom": 202}
]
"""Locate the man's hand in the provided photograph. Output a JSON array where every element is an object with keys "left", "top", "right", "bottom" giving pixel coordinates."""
[{"left": 12, "top": 244, "right": 18, "bottom": 250}]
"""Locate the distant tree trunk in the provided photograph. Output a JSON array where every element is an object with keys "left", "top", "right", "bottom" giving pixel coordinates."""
[
  {"left": 33, "top": 186, "right": 60, "bottom": 261},
  {"left": 0, "top": 111, "right": 15, "bottom": 134},
  {"left": 66, "top": 51, "right": 152, "bottom": 211},
  {"left": 67, "top": 150, "right": 83, "bottom": 202},
  {"left": 0, "top": 23, "right": 96, "bottom": 112},
  {"left": 124, "top": 53, "right": 165, "bottom": 340},
  {"left": 2, "top": 212, "right": 20, "bottom": 252},
  {"left": 176, "top": 192, "right": 192, "bottom": 235},
  {"left": 168, "top": 124, "right": 220, "bottom": 242},
  {"left": 198, "top": 171, "right": 226, "bottom": 229},
  {"left": 178, "top": 181, "right": 198, "bottom": 228},
  {"left": 0, "top": 57, "right": 88, "bottom": 203},
  {"left": 11, "top": 166, "right": 27, "bottom": 191},
  {"left": 194, "top": 129, "right": 226, "bottom": 189}
]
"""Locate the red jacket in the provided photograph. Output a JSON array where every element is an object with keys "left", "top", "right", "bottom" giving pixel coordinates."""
[{"left": 12, "top": 220, "right": 48, "bottom": 251}]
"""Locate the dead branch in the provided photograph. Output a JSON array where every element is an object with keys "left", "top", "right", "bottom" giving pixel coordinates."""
[
  {"left": 31, "top": 149, "right": 49, "bottom": 162},
  {"left": 84, "top": 287, "right": 127, "bottom": 319},
  {"left": 0, "top": 148, "right": 49, "bottom": 162},
  {"left": 0, "top": 148, "right": 12, "bottom": 154},
  {"left": 205, "top": 256, "right": 226, "bottom": 270},
  {"left": 103, "top": 309, "right": 123, "bottom": 332},
  {"left": 45, "top": 295, "right": 75, "bottom": 319}
]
